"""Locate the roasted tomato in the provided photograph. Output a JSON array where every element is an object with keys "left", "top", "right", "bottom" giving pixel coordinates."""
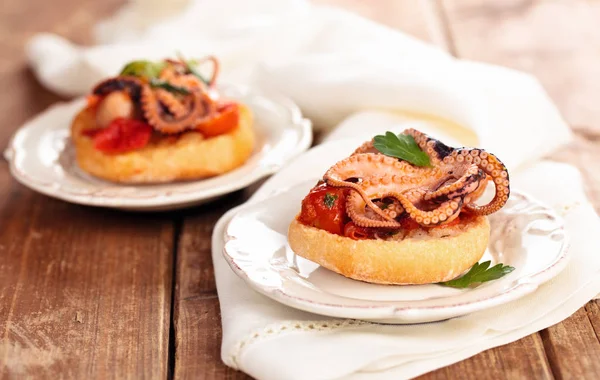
[
  {"left": 398, "top": 216, "right": 421, "bottom": 231},
  {"left": 87, "top": 118, "right": 153, "bottom": 154},
  {"left": 196, "top": 102, "right": 240, "bottom": 137},
  {"left": 297, "top": 182, "right": 348, "bottom": 235}
]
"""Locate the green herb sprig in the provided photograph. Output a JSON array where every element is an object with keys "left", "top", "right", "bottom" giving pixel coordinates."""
[
  {"left": 373, "top": 132, "right": 431, "bottom": 167},
  {"left": 149, "top": 79, "right": 190, "bottom": 95},
  {"left": 439, "top": 261, "right": 515, "bottom": 289},
  {"left": 119, "top": 59, "right": 190, "bottom": 95},
  {"left": 119, "top": 60, "right": 165, "bottom": 79},
  {"left": 323, "top": 193, "right": 338, "bottom": 209}
]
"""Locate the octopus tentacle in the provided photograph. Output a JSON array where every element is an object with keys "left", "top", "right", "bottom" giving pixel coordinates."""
[
  {"left": 170, "top": 74, "right": 205, "bottom": 90},
  {"left": 464, "top": 175, "right": 489, "bottom": 205},
  {"left": 343, "top": 175, "right": 422, "bottom": 228},
  {"left": 405, "top": 128, "right": 454, "bottom": 164},
  {"left": 154, "top": 89, "right": 187, "bottom": 118},
  {"left": 397, "top": 195, "right": 463, "bottom": 226},
  {"left": 348, "top": 187, "right": 462, "bottom": 228},
  {"left": 324, "top": 153, "right": 415, "bottom": 181},
  {"left": 324, "top": 154, "right": 415, "bottom": 222},
  {"left": 348, "top": 173, "right": 464, "bottom": 227},
  {"left": 346, "top": 191, "right": 401, "bottom": 228},
  {"left": 424, "top": 164, "right": 485, "bottom": 203},
  {"left": 321, "top": 128, "right": 509, "bottom": 228},
  {"left": 352, "top": 141, "right": 378, "bottom": 155},
  {"left": 327, "top": 180, "right": 394, "bottom": 223},
  {"left": 141, "top": 86, "right": 215, "bottom": 134},
  {"left": 449, "top": 149, "right": 510, "bottom": 215},
  {"left": 92, "top": 76, "right": 143, "bottom": 103},
  {"left": 194, "top": 55, "right": 220, "bottom": 87},
  {"left": 345, "top": 173, "right": 420, "bottom": 227}
]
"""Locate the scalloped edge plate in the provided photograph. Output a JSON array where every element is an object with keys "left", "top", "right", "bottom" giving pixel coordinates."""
[
  {"left": 222, "top": 180, "right": 570, "bottom": 324},
  {"left": 5, "top": 83, "right": 312, "bottom": 211}
]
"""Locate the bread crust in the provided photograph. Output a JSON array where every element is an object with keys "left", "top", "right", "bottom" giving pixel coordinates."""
[
  {"left": 71, "top": 104, "right": 255, "bottom": 183},
  {"left": 288, "top": 216, "right": 490, "bottom": 285}
]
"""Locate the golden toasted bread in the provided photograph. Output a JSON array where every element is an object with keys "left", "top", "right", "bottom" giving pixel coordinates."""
[
  {"left": 71, "top": 104, "right": 255, "bottom": 183},
  {"left": 288, "top": 215, "right": 490, "bottom": 285}
]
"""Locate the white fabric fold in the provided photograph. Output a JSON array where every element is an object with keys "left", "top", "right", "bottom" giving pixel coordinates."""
[
  {"left": 212, "top": 155, "right": 600, "bottom": 380},
  {"left": 24, "top": 0, "right": 600, "bottom": 378}
]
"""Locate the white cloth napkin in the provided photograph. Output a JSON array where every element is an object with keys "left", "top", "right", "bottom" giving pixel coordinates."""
[{"left": 25, "top": 0, "right": 600, "bottom": 378}]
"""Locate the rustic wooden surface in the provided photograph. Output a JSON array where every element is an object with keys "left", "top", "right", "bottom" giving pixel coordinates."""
[
  {"left": 1, "top": 0, "right": 599, "bottom": 379},
  {"left": 0, "top": 0, "right": 174, "bottom": 379}
]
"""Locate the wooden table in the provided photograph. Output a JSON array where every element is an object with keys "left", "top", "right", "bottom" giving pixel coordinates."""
[{"left": 2, "top": 0, "right": 600, "bottom": 378}]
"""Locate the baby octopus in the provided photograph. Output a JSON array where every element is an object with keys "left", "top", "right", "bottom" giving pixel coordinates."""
[
  {"left": 91, "top": 56, "right": 220, "bottom": 134},
  {"left": 324, "top": 129, "right": 510, "bottom": 228}
]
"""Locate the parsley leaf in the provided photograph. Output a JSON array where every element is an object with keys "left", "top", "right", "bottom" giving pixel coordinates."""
[
  {"left": 373, "top": 132, "right": 431, "bottom": 167},
  {"left": 149, "top": 79, "right": 190, "bottom": 95},
  {"left": 439, "top": 261, "right": 515, "bottom": 289},
  {"left": 119, "top": 60, "right": 165, "bottom": 79},
  {"left": 323, "top": 193, "right": 338, "bottom": 209}
]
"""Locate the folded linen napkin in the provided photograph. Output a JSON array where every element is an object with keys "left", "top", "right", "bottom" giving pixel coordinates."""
[
  {"left": 24, "top": 0, "right": 600, "bottom": 378},
  {"left": 213, "top": 139, "right": 600, "bottom": 379}
]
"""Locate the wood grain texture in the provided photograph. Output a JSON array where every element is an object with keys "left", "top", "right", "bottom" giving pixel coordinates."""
[
  {"left": 442, "top": 0, "right": 600, "bottom": 379},
  {"left": 0, "top": 0, "right": 125, "bottom": 145},
  {"left": 0, "top": 194, "right": 174, "bottom": 379},
  {"left": 540, "top": 307, "right": 600, "bottom": 379},
  {"left": 418, "top": 334, "right": 553, "bottom": 380},
  {"left": 0, "top": 0, "right": 176, "bottom": 379},
  {"left": 173, "top": 193, "right": 251, "bottom": 380},
  {"left": 585, "top": 300, "right": 600, "bottom": 344}
]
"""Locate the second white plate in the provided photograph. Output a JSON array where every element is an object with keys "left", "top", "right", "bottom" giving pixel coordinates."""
[
  {"left": 5, "top": 84, "right": 312, "bottom": 211},
  {"left": 223, "top": 180, "right": 570, "bottom": 324}
]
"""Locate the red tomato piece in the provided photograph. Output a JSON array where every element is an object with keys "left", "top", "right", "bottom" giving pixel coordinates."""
[
  {"left": 297, "top": 182, "right": 348, "bottom": 235},
  {"left": 399, "top": 216, "right": 421, "bottom": 231},
  {"left": 81, "top": 128, "right": 101, "bottom": 138},
  {"left": 92, "top": 118, "right": 153, "bottom": 154},
  {"left": 196, "top": 102, "right": 240, "bottom": 138}
]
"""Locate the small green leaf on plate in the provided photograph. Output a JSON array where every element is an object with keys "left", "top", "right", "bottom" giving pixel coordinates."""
[{"left": 438, "top": 261, "right": 515, "bottom": 289}]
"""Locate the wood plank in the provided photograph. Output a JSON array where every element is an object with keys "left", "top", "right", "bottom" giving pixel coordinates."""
[
  {"left": 418, "top": 334, "right": 552, "bottom": 380},
  {"left": 0, "top": 0, "right": 175, "bottom": 378},
  {"left": 173, "top": 192, "right": 251, "bottom": 379},
  {"left": 442, "top": 0, "right": 600, "bottom": 378},
  {"left": 540, "top": 308, "right": 600, "bottom": 379},
  {"left": 0, "top": 0, "right": 126, "bottom": 142},
  {"left": 585, "top": 300, "right": 600, "bottom": 344},
  {"left": 0, "top": 188, "right": 174, "bottom": 379}
]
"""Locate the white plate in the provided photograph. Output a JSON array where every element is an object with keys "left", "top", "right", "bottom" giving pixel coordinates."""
[
  {"left": 5, "top": 84, "right": 312, "bottom": 211},
  {"left": 223, "top": 180, "right": 570, "bottom": 324}
]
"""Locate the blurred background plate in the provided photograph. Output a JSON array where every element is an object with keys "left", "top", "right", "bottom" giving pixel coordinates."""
[{"left": 4, "top": 83, "right": 312, "bottom": 211}]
